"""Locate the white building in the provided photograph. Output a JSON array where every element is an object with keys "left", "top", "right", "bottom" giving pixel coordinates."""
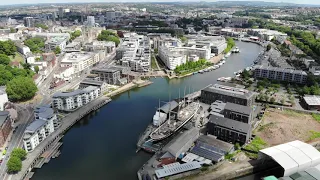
[
  {"left": 247, "top": 29, "right": 287, "bottom": 41},
  {"left": 23, "top": 115, "right": 55, "bottom": 152},
  {"left": 158, "top": 46, "right": 186, "bottom": 70},
  {"left": 52, "top": 86, "right": 100, "bottom": 111},
  {"left": 0, "top": 87, "right": 8, "bottom": 111},
  {"left": 87, "top": 16, "right": 95, "bottom": 27},
  {"left": 54, "top": 66, "right": 74, "bottom": 81},
  {"left": 60, "top": 51, "right": 102, "bottom": 75},
  {"left": 15, "top": 43, "right": 31, "bottom": 56},
  {"left": 45, "top": 36, "right": 69, "bottom": 51}
]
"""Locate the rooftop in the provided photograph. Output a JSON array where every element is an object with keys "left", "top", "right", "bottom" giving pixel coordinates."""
[
  {"left": 197, "top": 135, "right": 234, "bottom": 153},
  {"left": 203, "top": 84, "right": 255, "bottom": 100},
  {"left": 303, "top": 95, "right": 320, "bottom": 106},
  {"left": 61, "top": 52, "right": 95, "bottom": 63},
  {"left": 80, "top": 79, "right": 104, "bottom": 86},
  {"left": 53, "top": 89, "right": 85, "bottom": 98},
  {"left": 25, "top": 120, "right": 47, "bottom": 133},
  {"left": 155, "top": 161, "right": 201, "bottom": 178},
  {"left": 209, "top": 115, "right": 250, "bottom": 133},
  {"left": 224, "top": 102, "right": 252, "bottom": 115}
]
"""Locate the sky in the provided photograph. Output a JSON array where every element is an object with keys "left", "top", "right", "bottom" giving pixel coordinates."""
[{"left": 1, "top": 0, "right": 320, "bottom": 6}]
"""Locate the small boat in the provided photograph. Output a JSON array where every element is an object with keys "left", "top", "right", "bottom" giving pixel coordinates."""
[
  {"left": 199, "top": 70, "right": 204, "bottom": 74},
  {"left": 221, "top": 60, "right": 226, "bottom": 64},
  {"left": 232, "top": 47, "right": 240, "bottom": 53},
  {"left": 217, "top": 77, "right": 225, "bottom": 81}
]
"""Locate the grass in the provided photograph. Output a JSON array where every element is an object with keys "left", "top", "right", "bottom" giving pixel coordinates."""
[
  {"left": 244, "top": 137, "right": 267, "bottom": 159},
  {"left": 309, "top": 131, "right": 320, "bottom": 141},
  {"left": 312, "top": 114, "right": 320, "bottom": 123},
  {"left": 258, "top": 122, "right": 275, "bottom": 132},
  {"left": 282, "top": 109, "right": 305, "bottom": 117},
  {"left": 151, "top": 56, "right": 158, "bottom": 70},
  {"left": 224, "top": 150, "right": 241, "bottom": 160},
  {"left": 9, "top": 52, "right": 24, "bottom": 63}
]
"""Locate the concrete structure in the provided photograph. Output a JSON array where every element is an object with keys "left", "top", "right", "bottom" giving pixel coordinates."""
[
  {"left": 24, "top": 17, "right": 35, "bottom": 28},
  {"left": 200, "top": 84, "right": 255, "bottom": 106},
  {"left": 254, "top": 65, "right": 307, "bottom": 84},
  {"left": 0, "top": 111, "right": 12, "bottom": 147},
  {"left": 45, "top": 36, "right": 69, "bottom": 51},
  {"left": 0, "top": 87, "right": 8, "bottom": 111},
  {"left": 64, "top": 41, "right": 81, "bottom": 53},
  {"left": 61, "top": 51, "right": 103, "bottom": 75},
  {"left": 91, "top": 66, "right": 129, "bottom": 85},
  {"left": 258, "top": 140, "right": 320, "bottom": 176},
  {"left": 52, "top": 86, "right": 100, "bottom": 111},
  {"left": 116, "top": 33, "right": 150, "bottom": 72},
  {"left": 303, "top": 95, "right": 320, "bottom": 110}
]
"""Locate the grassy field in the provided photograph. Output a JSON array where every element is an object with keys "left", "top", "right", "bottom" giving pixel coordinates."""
[{"left": 9, "top": 52, "right": 24, "bottom": 63}]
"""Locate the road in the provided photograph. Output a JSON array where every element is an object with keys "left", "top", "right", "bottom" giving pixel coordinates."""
[{"left": 0, "top": 105, "right": 34, "bottom": 179}]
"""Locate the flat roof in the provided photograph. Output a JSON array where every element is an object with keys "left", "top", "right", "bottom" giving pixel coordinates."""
[
  {"left": 203, "top": 84, "right": 255, "bottom": 100},
  {"left": 61, "top": 52, "right": 95, "bottom": 63},
  {"left": 155, "top": 162, "right": 201, "bottom": 178},
  {"left": 303, "top": 95, "right": 320, "bottom": 106},
  {"left": 80, "top": 79, "right": 104, "bottom": 86},
  {"left": 53, "top": 89, "right": 85, "bottom": 98},
  {"left": 197, "top": 135, "right": 234, "bottom": 152}
]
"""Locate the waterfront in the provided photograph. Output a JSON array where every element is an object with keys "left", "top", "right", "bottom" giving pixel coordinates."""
[{"left": 31, "top": 41, "right": 263, "bottom": 180}]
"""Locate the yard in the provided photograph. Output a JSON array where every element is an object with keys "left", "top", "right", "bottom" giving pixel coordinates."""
[
  {"left": 9, "top": 52, "right": 24, "bottom": 63},
  {"left": 255, "top": 109, "right": 320, "bottom": 146}
]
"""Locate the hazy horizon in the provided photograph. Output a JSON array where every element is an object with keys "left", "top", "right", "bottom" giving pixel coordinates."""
[{"left": 1, "top": 0, "right": 320, "bottom": 6}]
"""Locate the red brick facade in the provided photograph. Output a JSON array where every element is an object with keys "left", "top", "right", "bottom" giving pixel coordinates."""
[{"left": 0, "top": 115, "right": 12, "bottom": 147}]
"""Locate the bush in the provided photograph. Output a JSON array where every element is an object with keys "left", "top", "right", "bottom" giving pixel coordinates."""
[{"left": 11, "top": 148, "right": 27, "bottom": 160}]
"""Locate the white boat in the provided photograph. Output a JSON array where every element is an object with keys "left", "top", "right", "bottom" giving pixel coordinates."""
[
  {"left": 221, "top": 60, "right": 226, "bottom": 64},
  {"left": 232, "top": 47, "right": 240, "bottom": 53},
  {"left": 217, "top": 77, "right": 225, "bottom": 81},
  {"left": 214, "top": 65, "right": 220, "bottom": 69}
]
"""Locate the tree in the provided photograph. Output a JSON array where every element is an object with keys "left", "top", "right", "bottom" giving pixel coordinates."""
[
  {"left": 11, "top": 148, "right": 27, "bottom": 160},
  {"left": 6, "top": 76, "right": 38, "bottom": 102},
  {"left": 34, "top": 65, "right": 39, "bottom": 74},
  {"left": 70, "top": 30, "right": 82, "bottom": 41},
  {"left": 0, "top": 54, "right": 10, "bottom": 65},
  {"left": 0, "top": 40, "right": 16, "bottom": 56},
  {"left": 154, "top": 48, "right": 158, "bottom": 54},
  {"left": 7, "top": 156, "right": 22, "bottom": 173},
  {"left": 35, "top": 23, "right": 48, "bottom": 30},
  {"left": 97, "top": 30, "right": 120, "bottom": 46},
  {"left": 281, "top": 98, "right": 285, "bottom": 105},
  {"left": 180, "top": 36, "right": 187, "bottom": 43},
  {"left": 24, "top": 37, "right": 45, "bottom": 53},
  {"left": 54, "top": 46, "right": 61, "bottom": 55},
  {"left": 266, "top": 44, "right": 272, "bottom": 51},
  {"left": 270, "top": 97, "right": 276, "bottom": 104}
]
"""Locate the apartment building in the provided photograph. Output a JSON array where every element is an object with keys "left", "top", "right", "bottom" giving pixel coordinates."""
[
  {"left": 60, "top": 51, "right": 103, "bottom": 75},
  {"left": 52, "top": 86, "right": 100, "bottom": 111},
  {"left": 23, "top": 119, "right": 54, "bottom": 152},
  {"left": 116, "top": 33, "right": 151, "bottom": 72},
  {"left": 158, "top": 46, "right": 186, "bottom": 70},
  {"left": 254, "top": 65, "right": 307, "bottom": 84},
  {"left": 84, "top": 41, "right": 116, "bottom": 53},
  {"left": 200, "top": 84, "right": 255, "bottom": 106},
  {"left": 34, "top": 105, "right": 60, "bottom": 130},
  {"left": 45, "top": 36, "right": 69, "bottom": 51}
]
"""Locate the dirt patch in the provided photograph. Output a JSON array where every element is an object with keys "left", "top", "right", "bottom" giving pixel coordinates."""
[{"left": 255, "top": 109, "right": 320, "bottom": 146}]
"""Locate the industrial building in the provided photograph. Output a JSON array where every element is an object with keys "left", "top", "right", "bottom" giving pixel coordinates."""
[
  {"left": 200, "top": 84, "right": 255, "bottom": 106},
  {"left": 155, "top": 161, "right": 202, "bottom": 179},
  {"left": 302, "top": 95, "right": 320, "bottom": 110},
  {"left": 254, "top": 65, "right": 307, "bottom": 84},
  {"left": 258, "top": 140, "right": 320, "bottom": 176}
]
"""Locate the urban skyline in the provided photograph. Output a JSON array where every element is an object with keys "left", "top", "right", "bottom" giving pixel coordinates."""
[{"left": 1, "top": 0, "right": 320, "bottom": 6}]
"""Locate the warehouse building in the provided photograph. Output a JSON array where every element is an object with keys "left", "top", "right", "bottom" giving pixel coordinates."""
[
  {"left": 200, "top": 84, "right": 255, "bottom": 106},
  {"left": 258, "top": 140, "right": 320, "bottom": 177},
  {"left": 302, "top": 95, "right": 320, "bottom": 110}
]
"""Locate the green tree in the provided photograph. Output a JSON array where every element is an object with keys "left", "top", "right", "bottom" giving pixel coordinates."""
[
  {"left": 97, "top": 30, "right": 120, "bottom": 46},
  {"left": 34, "top": 65, "right": 39, "bottom": 74},
  {"left": 266, "top": 44, "right": 272, "bottom": 51},
  {"left": 0, "top": 40, "right": 16, "bottom": 56},
  {"left": 270, "top": 97, "right": 276, "bottom": 104},
  {"left": 54, "top": 46, "right": 61, "bottom": 54},
  {"left": 35, "top": 23, "right": 48, "bottom": 30},
  {"left": 24, "top": 37, "right": 45, "bottom": 53},
  {"left": 154, "top": 48, "right": 158, "bottom": 54},
  {"left": 0, "top": 54, "right": 10, "bottom": 65},
  {"left": 7, "top": 156, "right": 22, "bottom": 173},
  {"left": 11, "top": 148, "right": 27, "bottom": 160},
  {"left": 224, "top": 37, "right": 235, "bottom": 53},
  {"left": 180, "top": 36, "right": 187, "bottom": 43},
  {"left": 6, "top": 76, "right": 38, "bottom": 102},
  {"left": 70, "top": 30, "right": 82, "bottom": 41}
]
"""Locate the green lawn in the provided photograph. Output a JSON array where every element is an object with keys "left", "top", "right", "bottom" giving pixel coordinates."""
[
  {"left": 312, "top": 113, "right": 320, "bottom": 123},
  {"left": 9, "top": 52, "right": 24, "bottom": 63},
  {"left": 244, "top": 137, "right": 268, "bottom": 159},
  {"left": 151, "top": 56, "right": 158, "bottom": 70}
]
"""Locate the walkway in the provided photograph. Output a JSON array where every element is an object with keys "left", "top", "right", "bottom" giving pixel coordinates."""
[{"left": 11, "top": 96, "right": 111, "bottom": 180}]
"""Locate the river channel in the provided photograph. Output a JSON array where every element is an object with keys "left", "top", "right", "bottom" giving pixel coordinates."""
[{"left": 32, "top": 41, "right": 263, "bottom": 180}]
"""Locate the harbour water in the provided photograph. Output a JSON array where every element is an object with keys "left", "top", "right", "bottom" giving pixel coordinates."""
[{"left": 31, "top": 41, "right": 263, "bottom": 180}]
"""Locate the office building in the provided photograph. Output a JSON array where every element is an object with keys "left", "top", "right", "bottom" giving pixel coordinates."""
[
  {"left": 0, "top": 111, "right": 12, "bottom": 147},
  {"left": 24, "top": 17, "right": 35, "bottom": 28},
  {"left": 200, "top": 84, "right": 255, "bottom": 106},
  {"left": 91, "top": 66, "right": 129, "bottom": 85},
  {"left": 52, "top": 86, "right": 100, "bottom": 111},
  {"left": 58, "top": 7, "right": 64, "bottom": 19},
  {"left": 254, "top": 65, "right": 307, "bottom": 84}
]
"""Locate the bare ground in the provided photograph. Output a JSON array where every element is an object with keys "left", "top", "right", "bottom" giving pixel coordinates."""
[{"left": 255, "top": 109, "right": 320, "bottom": 146}]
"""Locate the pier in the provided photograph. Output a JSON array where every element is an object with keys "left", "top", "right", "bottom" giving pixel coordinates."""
[{"left": 12, "top": 96, "right": 111, "bottom": 180}]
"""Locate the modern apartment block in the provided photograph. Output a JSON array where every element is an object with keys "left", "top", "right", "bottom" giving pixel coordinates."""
[
  {"left": 116, "top": 33, "right": 151, "bottom": 72},
  {"left": 158, "top": 46, "right": 186, "bottom": 70},
  {"left": 253, "top": 65, "right": 307, "bottom": 84},
  {"left": 34, "top": 105, "right": 60, "bottom": 130},
  {"left": 200, "top": 84, "right": 255, "bottom": 106},
  {"left": 52, "top": 86, "right": 100, "bottom": 111}
]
